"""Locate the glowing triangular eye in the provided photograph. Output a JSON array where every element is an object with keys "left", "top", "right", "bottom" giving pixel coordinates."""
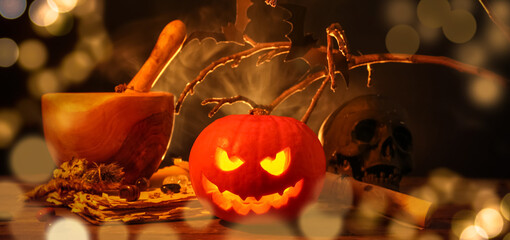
[
  {"left": 260, "top": 148, "right": 291, "bottom": 176},
  {"left": 215, "top": 147, "right": 244, "bottom": 171}
]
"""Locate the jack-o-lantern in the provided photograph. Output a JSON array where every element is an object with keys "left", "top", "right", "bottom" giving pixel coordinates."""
[{"left": 189, "top": 114, "right": 326, "bottom": 223}]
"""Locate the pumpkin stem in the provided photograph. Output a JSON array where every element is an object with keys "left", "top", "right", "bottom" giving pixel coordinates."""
[{"left": 249, "top": 108, "right": 269, "bottom": 115}]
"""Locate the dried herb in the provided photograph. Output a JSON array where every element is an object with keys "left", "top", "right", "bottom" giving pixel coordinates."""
[
  {"left": 83, "top": 162, "right": 124, "bottom": 184},
  {"left": 25, "top": 158, "right": 124, "bottom": 203}
]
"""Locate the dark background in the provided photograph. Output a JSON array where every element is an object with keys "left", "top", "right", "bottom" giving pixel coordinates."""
[{"left": 1, "top": 0, "right": 509, "bottom": 178}]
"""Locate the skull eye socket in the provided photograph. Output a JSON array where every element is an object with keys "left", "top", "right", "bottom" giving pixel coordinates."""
[
  {"left": 393, "top": 125, "right": 412, "bottom": 151},
  {"left": 216, "top": 147, "right": 244, "bottom": 171},
  {"left": 353, "top": 119, "right": 377, "bottom": 142},
  {"left": 260, "top": 148, "right": 291, "bottom": 176}
]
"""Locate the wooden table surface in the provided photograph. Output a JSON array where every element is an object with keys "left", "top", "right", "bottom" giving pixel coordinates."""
[{"left": 1, "top": 176, "right": 509, "bottom": 240}]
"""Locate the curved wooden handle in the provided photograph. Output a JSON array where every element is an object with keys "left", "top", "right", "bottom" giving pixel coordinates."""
[{"left": 127, "top": 20, "right": 187, "bottom": 93}]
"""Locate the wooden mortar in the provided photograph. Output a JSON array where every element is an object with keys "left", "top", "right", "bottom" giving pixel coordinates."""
[{"left": 42, "top": 20, "right": 186, "bottom": 184}]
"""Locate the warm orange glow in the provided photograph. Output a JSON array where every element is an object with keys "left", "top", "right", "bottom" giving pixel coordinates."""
[
  {"left": 215, "top": 147, "right": 244, "bottom": 171},
  {"left": 260, "top": 147, "right": 291, "bottom": 176},
  {"left": 202, "top": 175, "right": 303, "bottom": 215}
]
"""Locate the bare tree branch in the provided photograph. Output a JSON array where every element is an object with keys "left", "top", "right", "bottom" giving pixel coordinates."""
[
  {"left": 366, "top": 64, "right": 373, "bottom": 87},
  {"left": 175, "top": 41, "right": 291, "bottom": 114},
  {"left": 301, "top": 75, "right": 330, "bottom": 123},
  {"left": 265, "top": 0, "right": 277, "bottom": 7},
  {"left": 326, "top": 29, "right": 337, "bottom": 91},
  {"left": 479, "top": 0, "right": 510, "bottom": 42},
  {"left": 349, "top": 53, "right": 507, "bottom": 85},
  {"left": 202, "top": 95, "right": 261, "bottom": 117},
  {"left": 268, "top": 70, "right": 328, "bottom": 113},
  {"left": 176, "top": 22, "right": 508, "bottom": 122}
]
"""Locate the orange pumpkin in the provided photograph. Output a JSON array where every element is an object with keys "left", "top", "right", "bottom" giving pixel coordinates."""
[{"left": 189, "top": 114, "right": 326, "bottom": 223}]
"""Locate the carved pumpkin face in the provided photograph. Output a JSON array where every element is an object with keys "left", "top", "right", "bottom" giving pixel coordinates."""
[{"left": 189, "top": 114, "right": 326, "bottom": 223}]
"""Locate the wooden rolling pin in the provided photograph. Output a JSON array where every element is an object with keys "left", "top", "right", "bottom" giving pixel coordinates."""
[{"left": 320, "top": 172, "right": 433, "bottom": 228}]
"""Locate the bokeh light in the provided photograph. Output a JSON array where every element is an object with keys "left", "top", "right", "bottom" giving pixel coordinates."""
[
  {"left": 136, "top": 223, "right": 179, "bottom": 240},
  {"left": 454, "top": 42, "right": 487, "bottom": 66},
  {"left": 451, "top": 179, "right": 479, "bottom": 205},
  {"left": 417, "top": 0, "right": 451, "bottom": 28},
  {"left": 501, "top": 193, "right": 510, "bottom": 221},
  {"left": 417, "top": 232, "right": 443, "bottom": 240},
  {"left": 0, "top": 108, "right": 23, "bottom": 148},
  {"left": 468, "top": 77, "right": 504, "bottom": 109},
  {"left": 0, "top": 38, "right": 19, "bottom": 68},
  {"left": 46, "top": 217, "right": 90, "bottom": 240},
  {"left": 385, "top": 24, "right": 420, "bottom": 54},
  {"left": 450, "top": 0, "right": 475, "bottom": 11},
  {"left": 79, "top": 33, "right": 113, "bottom": 62},
  {"left": 224, "top": 220, "right": 294, "bottom": 240},
  {"left": 492, "top": 0, "right": 510, "bottom": 23},
  {"left": 182, "top": 201, "right": 213, "bottom": 229},
  {"left": 47, "top": 0, "right": 77, "bottom": 13},
  {"left": 77, "top": 13, "right": 105, "bottom": 39},
  {"left": 298, "top": 203, "right": 343, "bottom": 239},
  {"left": 485, "top": 24, "right": 510, "bottom": 54},
  {"left": 388, "top": 220, "right": 418, "bottom": 240},
  {"left": 0, "top": 0, "right": 26, "bottom": 19},
  {"left": 97, "top": 223, "right": 128, "bottom": 240},
  {"left": 472, "top": 187, "right": 500, "bottom": 211},
  {"left": 410, "top": 185, "right": 439, "bottom": 205},
  {"left": 58, "top": 51, "right": 94, "bottom": 84},
  {"left": 45, "top": 12, "right": 73, "bottom": 36},
  {"left": 18, "top": 39, "right": 48, "bottom": 70},
  {"left": 452, "top": 210, "right": 477, "bottom": 238},
  {"left": 29, "top": 0, "right": 59, "bottom": 27},
  {"left": 72, "top": 0, "right": 97, "bottom": 18},
  {"left": 442, "top": 9, "right": 476, "bottom": 43},
  {"left": 417, "top": 25, "right": 442, "bottom": 44},
  {"left": 9, "top": 135, "right": 56, "bottom": 183},
  {"left": 474, "top": 208, "right": 504, "bottom": 238},
  {"left": 0, "top": 181, "right": 24, "bottom": 219},
  {"left": 28, "top": 69, "right": 61, "bottom": 98},
  {"left": 459, "top": 225, "right": 488, "bottom": 240},
  {"left": 385, "top": 0, "right": 415, "bottom": 25},
  {"left": 427, "top": 168, "right": 461, "bottom": 204}
]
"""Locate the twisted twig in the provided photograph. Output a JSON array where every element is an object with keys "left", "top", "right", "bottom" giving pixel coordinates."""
[
  {"left": 175, "top": 41, "right": 291, "bottom": 113},
  {"left": 349, "top": 53, "right": 506, "bottom": 86},
  {"left": 301, "top": 74, "right": 330, "bottom": 123},
  {"left": 479, "top": 0, "right": 510, "bottom": 42},
  {"left": 176, "top": 22, "right": 507, "bottom": 121},
  {"left": 268, "top": 70, "right": 328, "bottom": 112},
  {"left": 202, "top": 95, "right": 262, "bottom": 117},
  {"left": 265, "top": 0, "right": 277, "bottom": 7},
  {"left": 326, "top": 28, "right": 337, "bottom": 91}
]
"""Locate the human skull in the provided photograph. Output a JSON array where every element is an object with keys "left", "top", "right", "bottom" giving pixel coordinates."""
[{"left": 319, "top": 95, "right": 413, "bottom": 191}]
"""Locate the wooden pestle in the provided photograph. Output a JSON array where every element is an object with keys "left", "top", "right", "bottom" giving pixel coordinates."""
[
  {"left": 321, "top": 172, "right": 434, "bottom": 228},
  {"left": 126, "top": 19, "right": 187, "bottom": 93}
]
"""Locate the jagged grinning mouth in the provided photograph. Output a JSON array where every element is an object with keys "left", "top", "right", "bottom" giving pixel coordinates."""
[{"left": 202, "top": 175, "right": 304, "bottom": 215}]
